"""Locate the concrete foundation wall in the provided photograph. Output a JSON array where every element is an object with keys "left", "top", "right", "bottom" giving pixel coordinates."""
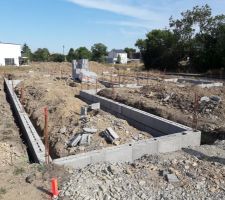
[
  {"left": 164, "top": 78, "right": 223, "bottom": 88},
  {"left": 4, "top": 78, "right": 47, "bottom": 163},
  {"left": 5, "top": 79, "right": 201, "bottom": 169},
  {"left": 54, "top": 131, "right": 201, "bottom": 169},
  {"left": 80, "top": 90, "right": 192, "bottom": 137}
]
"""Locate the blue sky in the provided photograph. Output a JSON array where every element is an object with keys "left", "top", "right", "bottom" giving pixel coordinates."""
[{"left": 0, "top": 0, "right": 225, "bottom": 53}]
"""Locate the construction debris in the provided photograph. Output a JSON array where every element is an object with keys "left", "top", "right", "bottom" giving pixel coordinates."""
[
  {"left": 89, "top": 102, "right": 100, "bottom": 110},
  {"left": 68, "top": 134, "right": 82, "bottom": 147},
  {"left": 165, "top": 173, "right": 179, "bottom": 183},
  {"left": 80, "top": 103, "right": 100, "bottom": 117},
  {"left": 79, "top": 134, "right": 91, "bottom": 146},
  {"left": 81, "top": 106, "right": 88, "bottom": 116},
  {"left": 104, "top": 127, "right": 119, "bottom": 144},
  {"left": 83, "top": 127, "right": 98, "bottom": 134}
]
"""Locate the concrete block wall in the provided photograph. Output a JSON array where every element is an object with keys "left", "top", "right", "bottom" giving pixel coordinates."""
[
  {"left": 4, "top": 79, "right": 201, "bottom": 169},
  {"left": 4, "top": 79, "right": 47, "bottom": 163},
  {"left": 54, "top": 131, "right": 201, "bottom": 169},
  {"left": 80, "top": 90, "right": 192, "bottom": 137}
]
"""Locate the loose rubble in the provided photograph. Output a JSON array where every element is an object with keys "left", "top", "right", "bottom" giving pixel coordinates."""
[{"left": 60, "top": 142, "right": 225, "bottom": 200}]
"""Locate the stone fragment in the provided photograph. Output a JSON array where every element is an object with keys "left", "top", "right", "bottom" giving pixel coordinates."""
[
  {"left": 79, "top": 134, "right": 91, "bottom": 146},
  {"left": 68, "top": 134, "right": 82, "bottom": 147},
  {"left": 25, "top": 174, "right": 36, "bottom": 184},
  {"left": 80, "top": 106, "right": 88, "bottom": 116},
  {"left": 59, "top": 126, "right": 67, "bottom": 134},
  {"left": 89, "top": 102, "right": 100, "bottom": 110},
  {"left": 166, "top": 174, "right": 179, "bottom": 183},
  {"left": 83, "top": 127, "right": 98, "bottom": 134}
]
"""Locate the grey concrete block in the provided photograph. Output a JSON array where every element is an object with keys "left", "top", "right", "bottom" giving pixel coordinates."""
[
  {"left": 158, "top": 135, "right": 181, "bottom": 153},
  {"left": 90, "top": 150, "right": 106, "bottom": 164},
  {"left": 105, "top": 145, "right": 132, "bottom": 163},
  {"left": 132, "top": 139, "right": 158, "bottom": 161},
  {"left": 180, "top": 131, "right": 201, "bottom": 147}
]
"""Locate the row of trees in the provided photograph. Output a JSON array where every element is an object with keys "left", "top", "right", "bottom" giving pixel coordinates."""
[
  {"left": 135, "top": 5, "right": 225, "bottom": 72},
  {"left": 66, "top": 43, "right": 108, "bottom": 62},
  {"left": 22, "top": 43, "right": 109, "bottom": 63},
  {"left": 22, "top": 43, "right": 138, "bottom": 64}
]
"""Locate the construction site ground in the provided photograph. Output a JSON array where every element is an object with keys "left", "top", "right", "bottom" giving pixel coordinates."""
[
  {"left": 99, "top": 79, "right": 225, "bottom": 143},
  {"left": 0, "top": 62, "right": 225, "bottom": 199},
  {"left": 0, "top": 76, "right": 70, "bottom": 200}
]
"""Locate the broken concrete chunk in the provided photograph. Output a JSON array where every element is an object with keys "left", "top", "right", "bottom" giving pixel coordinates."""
[
  {"left": 104, "top": 127, "right": 119, "bottom": 144},
  {"left": 89, "top": 102, "right": 100, "bottom": 110},
  {"left": 80, "top": 106, "right": 88, "bottom": 116},
  {"left": 210, "top": 95, "right": 221, "bottom": 102},
  {"left": 166, "top": 173, "right": 179, "bottom": 183},
  {"left": 83, "top": 127, "right": 98, "bottom": 134},
  {"left": 80, "top": 134, "right": 91, "bottom": 146},
  {"left": 200, "top": 96, "right": 210, "bottom": 102},
  {"left": 68, "top": 134, "right": 82, "bottom": 147},
  {"left": 59, "top": 126, "right": 67, "bottom": 134}
]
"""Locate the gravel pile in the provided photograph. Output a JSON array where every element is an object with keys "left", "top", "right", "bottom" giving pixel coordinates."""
[{"left": 60, "top": 142, "right": 225, "bottom": 200}]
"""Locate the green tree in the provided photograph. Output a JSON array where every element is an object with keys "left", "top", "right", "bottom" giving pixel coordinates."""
[
  {"left": 91, "top": 43, "right": 107, "bottom": 63},
  {"left": 66, "top": 48, "right": 76, "bottom": 62},
  {"left": 50, "top": 53, "right": 65, "bottom": 62},
  {"left": 21, "top": 43, "right": 32, "bottom": 60},
  {"left": 136, "top": 4, "right": 225, "bottom": 72},
  {"left": 116, "top": 54, "right": 121, "bottom": 64},
  {"left": 32, "top": 48, "right": 50, "bottom": 62},
  {"left": 135, "top": 29, "right": 177, "bottom": 71},
  {"left": 169, "top": 4, "right": 225, "bottom": 72},
  {"left": 124, "top": 48, "right": 136, "bottom": 59},
  {"left": 74, "top": 47, "right": 92, "bottom": 60}
]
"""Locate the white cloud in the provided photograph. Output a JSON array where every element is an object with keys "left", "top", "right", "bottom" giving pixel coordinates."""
[
  {"left": 96, "top": 20, "right": 152, "bottom": 29},
  {"left": 67, "top": 0, "right": 160, "bottom": 21}
]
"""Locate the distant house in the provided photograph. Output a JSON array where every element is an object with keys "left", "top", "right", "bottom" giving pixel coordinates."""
[
  {"left": 108, "top": 49, "right": 128, "bottom": 64},
  {"left": 0, "top": 42, "right": 21, "bottom": 66}
]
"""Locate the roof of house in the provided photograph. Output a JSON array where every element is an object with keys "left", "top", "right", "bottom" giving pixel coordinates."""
[{"left": 111, "top": 49, "right": 126, "bottom": 54}]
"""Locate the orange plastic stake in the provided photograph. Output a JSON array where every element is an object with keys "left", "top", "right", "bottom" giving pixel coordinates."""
[{"left": 51, "top": 178, "right": 59, "bottom": 198}]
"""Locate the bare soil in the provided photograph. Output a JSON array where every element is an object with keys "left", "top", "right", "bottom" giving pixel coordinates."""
[
  {"left": 18, "top": 78, "right": 151, "bottom": 158},
  {"left": 98, "top": 79, "right": 225, "bottom": 143},
  {"left": 11, "top": 62, "right": 152, "bottom": 158}
]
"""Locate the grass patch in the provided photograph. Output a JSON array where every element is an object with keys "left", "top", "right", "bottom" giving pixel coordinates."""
[
  {"left": 13, "top": 167, "right": 25, "bottom": 175},
  {"left": 0, "top": 187, "right": 7, "bottom": 196},
  {"left": 37, "top": 164, "right": 48, "bottom": 174}
]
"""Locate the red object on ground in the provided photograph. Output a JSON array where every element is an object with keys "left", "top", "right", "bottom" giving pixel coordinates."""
[{"left": 51, "top": 178, "right": 59, "bottom": 197}]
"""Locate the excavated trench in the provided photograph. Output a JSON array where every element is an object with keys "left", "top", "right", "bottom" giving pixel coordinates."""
[{"left": 4, "top": 82, "right": 35, "bottom": 162}]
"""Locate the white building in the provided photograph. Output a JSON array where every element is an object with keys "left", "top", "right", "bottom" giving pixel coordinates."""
[
  {"left": 0, "top": 43, "right": 21, "bottom": 66},
  {"left": 108, "top": 49, "right": 128, "bottom": 64}
]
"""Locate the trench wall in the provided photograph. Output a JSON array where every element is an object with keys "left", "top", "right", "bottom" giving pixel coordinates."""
[{"left": 4, "top": 78, "right": 47, "bottom": 163}]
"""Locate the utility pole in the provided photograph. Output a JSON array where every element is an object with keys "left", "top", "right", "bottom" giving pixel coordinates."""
[{"left": 63, "top": 45, "right": 66, "bottom": 62}]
